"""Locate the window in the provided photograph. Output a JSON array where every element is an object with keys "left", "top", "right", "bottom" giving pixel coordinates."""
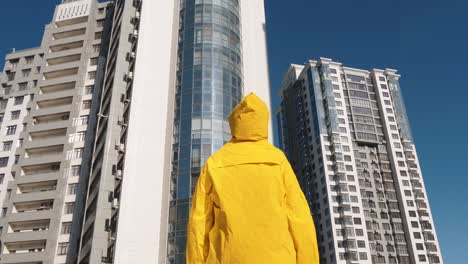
[
  {"left": 73, "top": 148, "right": 84, "bottom": 159},
  {"left": 10, "top": 110, "right": 20, "bottom": 120},
  {"left": 93, "top": 44, "right": 101, "bottom": 53},
  {"left": 22, "top": 69, "right": 31, "bottom": 77},
  {"left": 0, "top": 157, "right": 9, "bottom": 167},
  {"left": 94, "top": 32, "right": 102, "bottom": 39},
  {"left": 9, "top": 59, "right": 19, "bottom": 69},
  {"left": 419, "top": 255, "right": 427, "bottom": 262},
  {"left": 379, "top": 76, "right": 386, "bottom": 82},
  {"left": 14, "top": 96, "right": 24, "bottom": 105},
  {"left": 6, "top": 125, "right": 17, "bottom": 135},
  {"left": 25, "top": 56, "right": 34, "bottom": 64},
  {"left": 0, "top": 114, "right": 3, "bottom": 123},
  {"left": 359, "top": 252, "right": 367, "bottom": 260},
  {"left": 398, "top": 161, "right": 406, "bottom": 167},
  {"left": 1, "top": 208, "right": 7, "bottom": 217},
  {"left": 18, "top": 82, "right": 28, "bottom": 90},
  {"left": 90, "top": 57, "right": 98, "bottom": 66},
  {"left": 88, "top": 71, "right": 96, "bottom": 80},
  {"left": 355, "top": 229, "right": 364, "bottom": 236},
  {"left": 82, "top": 100, "right": 92, "bottom": 110},
  {"left": 382, "top": 92, "right": 390, "bottom": 97},
  {"left": 65, "top": 202, "right": 75, "bottom": 214},
  {"left": 0, "top": 173, "right": 4, "bottom": 184},
  {"left": 76, "top": 131, "right": 86, "bottom": 142},
  {"left": 0, "top": 99, "right": 7, "bottom": 110},
  {"left": 57, "top": 242, "right": 69, "bottom": 255},
  {"left": 381, "top": 84, "right": 388, "bottom": 89},
  {"left": 97, "top": 19, "right": 104, "bottom": 27},
  {"left": 68, "top": 183, "right": 78, "bottom": 195},
  {"left": 71, "top": 165, "right": 81, "bottom": 177},
  {"left": 84, "top": 85, "right": 94, "bottom": 94},
  {"left": 61, "top": 222, "right": 72, "bottom": 234},
  {"left": 3, "top": 141, "right": 13, "bottom": 151}
]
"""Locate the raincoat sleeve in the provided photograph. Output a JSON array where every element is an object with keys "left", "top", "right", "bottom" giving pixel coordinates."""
[
  {"left": 282, "top": 159, "right": 320, "bottom": 264},
  {"left": 186, "top": 164, "right": 214, "bottom": 264}
]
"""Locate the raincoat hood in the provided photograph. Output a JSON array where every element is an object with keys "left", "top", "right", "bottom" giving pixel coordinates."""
[{"left": 228, "top": 92, "right": 269, "bottom": 141}]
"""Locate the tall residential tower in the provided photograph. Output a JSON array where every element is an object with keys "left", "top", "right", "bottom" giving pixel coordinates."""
[
  {"left": 0, "top": 0, "right": 112, "bottom": 263},
  {"left": 277, "top": 58, "right": 442, "bottom": 264},
  {"left": 0, "top": 0, "right": 271, "bottom": 263}
]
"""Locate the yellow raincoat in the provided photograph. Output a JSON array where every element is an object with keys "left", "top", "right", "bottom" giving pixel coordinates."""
[{"left": 187, "top": 93, "right": 319, "bottom": 264}]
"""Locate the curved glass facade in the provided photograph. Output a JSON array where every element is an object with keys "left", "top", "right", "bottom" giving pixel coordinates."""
[{"left": 168, "top": 0, "right": 243, "bottom": 262}]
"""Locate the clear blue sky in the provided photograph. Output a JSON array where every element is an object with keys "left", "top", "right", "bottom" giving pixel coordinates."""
[{"left": 1, "top": 0, "right": 466, "bottom": 263}]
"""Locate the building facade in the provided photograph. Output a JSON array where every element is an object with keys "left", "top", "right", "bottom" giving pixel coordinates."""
[
  {"left": 0, "top": 0, "right": 112, "bottom": 263},
  {"left": 277, "top": 58, "right": 442, "bottom": 264},
  {"left": 0, "top": 0, "right": 271, "bottom": 263}
]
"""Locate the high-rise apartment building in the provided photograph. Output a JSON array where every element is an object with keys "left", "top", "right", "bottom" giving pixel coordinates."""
[
  {"left": 0, "top": 0, "right": 271, "bottom": 263},
  {"left": 277, "top": 58, "right": 442, "bottom": 264},
  {"left": 0, "top": 0, "right": 113, "bottom": 263}
]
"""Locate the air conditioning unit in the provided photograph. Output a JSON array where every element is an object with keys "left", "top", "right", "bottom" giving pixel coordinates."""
[
  {"left": 117, "top": 119, "right": 128, "bottom": 127},
  {"left": 123, "top": 72, "right": 134, "bottom": 82},
  {"left": 131, "top": 12, "right": 140, "bottom": 24},
  {"left": 115, "top": 143, "right": 125, "bottom": 152},
  {"left": 126, "top": 51, "right": 136, "bottom": 62},
  {"left": 120, "top": 93, "right": 131, "bottom": 104},
  {"left": 128, "top": 30, "right": 139, "bottom": 42},
  {"left": 112, "top": 198, "right": 119, "bottom": 209},
  {"left": 133, "top": 0, "right": 142, "bottom": 8},
  {"left": 105, "top": 219, "right": 111, "bottom": 231},
  {"left": 116, "top": 170, "right": 123, "bottom": 180},
  {"left": 102, "top": 256, "right": 113, "bottom": 263}
]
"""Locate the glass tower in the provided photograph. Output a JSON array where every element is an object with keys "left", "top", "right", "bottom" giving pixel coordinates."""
[{"left": 169, "top": 0, "right": 244, "bottom": 262}]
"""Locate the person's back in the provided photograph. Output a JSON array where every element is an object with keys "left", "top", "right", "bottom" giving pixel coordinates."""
[{"left": 187, "top": 93, "right": 319, "bottom": 264}]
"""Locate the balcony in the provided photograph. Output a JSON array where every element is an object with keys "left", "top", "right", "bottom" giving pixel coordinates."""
[
  {"left": 49, "top": 40, "right": 83, "bottom": 53},
  {"left": 13, "top": 200, "right": 54, "bottom": 214},
  {"left": 24, "top": 145, "right": 64, "bottom": 159},
  {"left": 8, "top": 219, "right": 50, "bottom": 234},
  {"left": 21, "top": 162, "right": 60, "bottom": 177},
  {"left": 56, "top": 15, "right": 89, "bottom": 27},
  {"left": 53, "top": 28, "right": 86, "bottom": 40},
  {"left": 2, "top": 240, "right": 47, "bottom": 256},
  {"left": 36, "top": 96, "right": 73, "bottom": 110},
  {"left": 32, "top": 112, "right": 70, "bottom": 128},
  {"left": 17, "top": 180, "right": 57, "bottom": 195},
  {"left": 43, "top": 68, "right": 78, "bottom": 80},
  {"left": 40, "top": 81, "right": 76, "bottom": 94},
  {"left": 46, "top": 54, "right": 81, "bottom": 66},
  {"left": 29, "top": 128, "right": 67, "bottom": 142}
]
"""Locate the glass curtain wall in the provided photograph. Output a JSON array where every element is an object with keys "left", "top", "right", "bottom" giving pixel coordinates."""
[{"left": 168, "top": 0, "right": 243, "bottom": 263}]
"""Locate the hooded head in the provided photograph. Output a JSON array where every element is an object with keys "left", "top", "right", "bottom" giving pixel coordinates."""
[{"left": 228, "top": 92, "right": 269, "bottom": 141}]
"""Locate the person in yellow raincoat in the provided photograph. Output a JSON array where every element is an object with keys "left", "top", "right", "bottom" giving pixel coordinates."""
[{"left": 186, "top": 92, "right": 319, "bottom": 264}]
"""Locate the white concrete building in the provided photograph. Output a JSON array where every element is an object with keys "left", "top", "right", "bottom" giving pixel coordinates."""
[
  {"left": 0, "top": 0, "right": 112, "bottom": 263},
  {"left": 277, "top": 58, "right": 443, "bottom": 264}
]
